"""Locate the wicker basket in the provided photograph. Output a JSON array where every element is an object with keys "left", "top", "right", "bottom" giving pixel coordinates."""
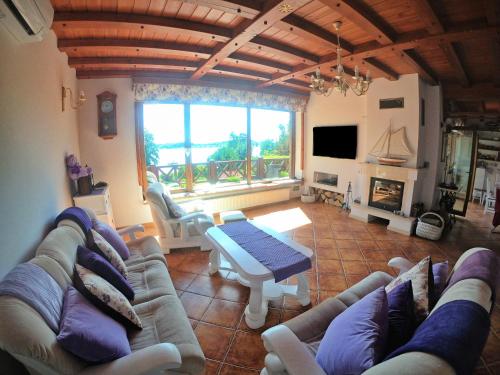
[{"left": 416, "top": 212, "right": 444, "bottom": 241}]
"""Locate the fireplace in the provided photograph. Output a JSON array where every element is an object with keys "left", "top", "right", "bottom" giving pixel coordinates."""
[{"left": 368, "top": 177, "right": 405, "bottom": 212}]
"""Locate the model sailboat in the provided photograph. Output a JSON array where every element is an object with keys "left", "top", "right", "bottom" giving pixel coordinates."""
[{"left": 369, "top": 123, "right": 412, "bottom": 166}]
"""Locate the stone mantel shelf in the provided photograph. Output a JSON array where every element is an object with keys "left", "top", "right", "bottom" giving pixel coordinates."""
[{"left": 358, "top": 162, "right": 427, "bottom": 181}]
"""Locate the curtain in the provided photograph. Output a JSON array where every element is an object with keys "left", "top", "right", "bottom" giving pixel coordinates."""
[{"left": 133, "top": 82, "right": 309, "bottom": 112}]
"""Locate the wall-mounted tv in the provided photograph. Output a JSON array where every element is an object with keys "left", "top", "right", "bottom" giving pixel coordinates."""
[{"left": 313, "top": 125, "right": 357, "bottom": 159}]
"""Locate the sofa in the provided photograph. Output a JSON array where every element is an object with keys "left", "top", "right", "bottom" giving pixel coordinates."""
[
  {"left": 0, "top": 209, "right": 205, "bottom": 375},
  {"left": 260, "top": 247, "right": 497, "bottom": 375}
]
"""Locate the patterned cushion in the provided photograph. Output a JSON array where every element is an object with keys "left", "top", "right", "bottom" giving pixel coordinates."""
[
  {"left": 73, "top": 264, "right": 142, "bottom": 330},
  {"left": 385, "top": 256, "right": 433, "bottom": 321},
  {"left": 90, "top": 229, "right": 128, "bottom": 278},
  {"left": 162, "top": 193, "right": 186, "bottom": 219}
]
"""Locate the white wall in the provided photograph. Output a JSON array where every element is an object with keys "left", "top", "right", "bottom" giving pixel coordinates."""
[
  {"left": 77, "top": 78, "right": 151, "bottom": 227},
  {"left": 304, "top": 88, "right": 367, "bottom": 199},
  {"left": 0, "top": 30, "right": 80, "bottom": 279}
]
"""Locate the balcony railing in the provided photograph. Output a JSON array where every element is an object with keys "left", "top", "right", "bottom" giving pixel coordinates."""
[{"left": 147, "top": 157, "right": 290, "bottom": 188}]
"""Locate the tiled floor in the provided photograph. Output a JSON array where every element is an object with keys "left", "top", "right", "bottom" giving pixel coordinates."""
[{"left": 140, "top": 200, "right": 500, "bottom": 375}]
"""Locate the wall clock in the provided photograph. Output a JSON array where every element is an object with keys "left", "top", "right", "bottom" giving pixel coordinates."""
[{"left": 97, "top": 91, "right": 117, "bottom": 139}]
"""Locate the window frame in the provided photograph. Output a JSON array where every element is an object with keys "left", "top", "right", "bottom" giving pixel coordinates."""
[{"left": 136, "top": 101, "right": 296, "bottom": 193}]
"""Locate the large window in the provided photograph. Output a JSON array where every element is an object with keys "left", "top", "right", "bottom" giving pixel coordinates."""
[{"left": 142, "top": 103, "right": 294, "bottom": 192}]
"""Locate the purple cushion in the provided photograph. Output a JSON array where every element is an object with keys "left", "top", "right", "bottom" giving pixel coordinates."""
[
  {"left": 385, "top": 281, "right": 416, "bottom": 355},
  {"left": 57, "top": 286, "right": 131, "bottom": 363},
  {"left": 432, "top": 261, "right": 449, "bottom": 304},
  {"left": 77, "top": 246, "right": 134, "bottom": 300},
  {"left": 316, "top": 287, "right": 389, "bottom": 375},
  {"left": 93, "top": 220, "right": 130, "bottom": 260}
]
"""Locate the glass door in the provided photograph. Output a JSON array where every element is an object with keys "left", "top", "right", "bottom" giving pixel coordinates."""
[{"left": 442, "top": 130, "right": 476, "bottom": 215}]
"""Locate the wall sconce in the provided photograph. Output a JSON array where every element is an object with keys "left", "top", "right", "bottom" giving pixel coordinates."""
[{"left": 62, "top": 86, "right": 87, "bottom": 111}]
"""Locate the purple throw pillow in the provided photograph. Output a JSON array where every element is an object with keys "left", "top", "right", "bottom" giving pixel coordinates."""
[
  {"left": 432, "top": 261, "right": 449, "bottom": 304},
  {"left": 93, "top": 220, "right": 130, "bottom": 260},
  {"left": 57, "top": 286, "right": 131, "bottom": 363},
  {"left": 316, "top": 287, "right": 389, "bottom": 375},
  {"left": 77, "top": 246, "right": 134, "bottom": 301},
  {"left": 385, "top": 281, "right": 417, "bottom": 355}
]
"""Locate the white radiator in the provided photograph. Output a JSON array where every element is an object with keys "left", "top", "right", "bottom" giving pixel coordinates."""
[{"left": 203, "top": 188, "right": 291, "bottom": 213}]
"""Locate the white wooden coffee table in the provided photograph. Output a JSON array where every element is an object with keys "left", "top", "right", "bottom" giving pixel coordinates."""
[{"left": 204, "top": 220, "right": 313, "bottom": 329}]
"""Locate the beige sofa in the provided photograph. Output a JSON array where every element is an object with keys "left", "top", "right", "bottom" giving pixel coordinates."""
[
  {"left": 0, "top": 210, "right": 205, "bottom": 375},
  {"left": 260, "top": 248, "right": 496, "bottom": 375}
]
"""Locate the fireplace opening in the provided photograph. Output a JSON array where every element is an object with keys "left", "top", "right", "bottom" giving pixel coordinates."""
[{"left": 368, "top": 177, "right": 404, "bottom": 212}]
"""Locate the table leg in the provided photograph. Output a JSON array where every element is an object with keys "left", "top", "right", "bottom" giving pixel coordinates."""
[
  {"left": 208, "top": 248, "right": 220, "bottom": 275},
  {"left": 244, "top": 280, "right": 268, "bottom": 329},
  {"left": 296, "top": 273, "right": 310, "bottom": 306}
]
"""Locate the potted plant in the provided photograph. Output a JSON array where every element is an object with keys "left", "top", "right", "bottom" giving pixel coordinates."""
[{"left": 66, "top": 154, "right": 93, "bottom": 195}]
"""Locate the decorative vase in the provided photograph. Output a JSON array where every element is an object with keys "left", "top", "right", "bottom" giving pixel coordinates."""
[{"left": 77, "top": 175, "right": 93, "bottom": 195}]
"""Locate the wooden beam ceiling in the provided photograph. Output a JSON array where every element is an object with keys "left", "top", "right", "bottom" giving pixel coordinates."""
[
  {"left": 483, "top": 0, "right": 500, "bottom": 86},
  {"left": 52, "top": 11, "right": 320, "bottom": 65},
  {"left": 259, "top": 24, "right": 497, "bottom": 88},
  {"left": 443, "top": 83, "right": 500, "bottom": 101},
  {"left": 408, "top": 0, "right": 469, "bottom": 86}
]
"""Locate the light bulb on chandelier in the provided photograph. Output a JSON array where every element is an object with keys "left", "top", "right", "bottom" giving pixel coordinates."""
[{"left": 310, "top": 21, "right": 371, "bottom": 97}]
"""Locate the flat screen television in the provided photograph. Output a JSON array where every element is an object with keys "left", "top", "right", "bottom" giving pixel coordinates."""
[{"left": 313, "top": 125, "right": 357, "bottom": 159}]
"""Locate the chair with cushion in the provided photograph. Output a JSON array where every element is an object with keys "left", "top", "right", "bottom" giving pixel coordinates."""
[
  {"left": 260, "top": 248, "right": 496, "bottom": 375},
  {"left": 146, "top": 182, "right": 214, "bottom": 253},
  {"left": 483, "top": 175, "right": 496, "bottom": 214}
]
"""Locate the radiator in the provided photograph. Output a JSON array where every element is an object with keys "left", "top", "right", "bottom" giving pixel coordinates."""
[{"left": 203, "top": 188, "right": 291, "bottom": 213}]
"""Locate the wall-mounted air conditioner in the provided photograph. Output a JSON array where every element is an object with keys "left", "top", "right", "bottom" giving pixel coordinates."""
[{"left": 0, "top": 0, "right": 53, "bottom": 43}]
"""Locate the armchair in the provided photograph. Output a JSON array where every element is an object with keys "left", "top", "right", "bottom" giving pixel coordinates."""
[{"left": 145, "top": 183, "right": 214, "bottom": 253}]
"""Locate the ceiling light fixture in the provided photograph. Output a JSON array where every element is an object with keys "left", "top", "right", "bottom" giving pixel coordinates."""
[{"left": 310, "top": 21, "right": 371, "bottom": 97}]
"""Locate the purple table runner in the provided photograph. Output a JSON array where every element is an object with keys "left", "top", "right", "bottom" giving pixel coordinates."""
[{"left": 219, "top": 221, "right": 312, "bottom": 282}]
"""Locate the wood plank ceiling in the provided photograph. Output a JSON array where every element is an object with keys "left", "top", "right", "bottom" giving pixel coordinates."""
[{"left": 51, "top": 0, "right": 500, "bottom": 117}]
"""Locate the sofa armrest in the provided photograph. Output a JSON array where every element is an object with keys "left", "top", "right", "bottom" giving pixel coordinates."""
[
  {"left": 261, "top": 325, "right": 326, "bottom": 375},
  {"left": 79, "top": 343, "right": 181, "bottom": 375},
  {"left": 387, "top": 257, "right": 414, "bottom": 275},
  {"left": 179, "top": 212, "right": 213, "bottom": 223},
  {"left": 117, "top": 225, "right": 145, "bottom": 241}
]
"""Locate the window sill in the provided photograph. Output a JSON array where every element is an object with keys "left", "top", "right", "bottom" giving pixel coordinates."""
[{"left": 171, "top": 179, "right": 302, "bottom": 202}]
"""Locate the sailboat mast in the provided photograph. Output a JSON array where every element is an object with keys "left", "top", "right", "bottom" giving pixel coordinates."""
[{"left": 387, "top": 121, "right": 392, "bottom": 158}]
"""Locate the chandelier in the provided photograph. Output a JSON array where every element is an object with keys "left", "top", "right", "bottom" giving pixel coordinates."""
[{"left": 310, "top": 21, "right": 371, "bottom": 97}]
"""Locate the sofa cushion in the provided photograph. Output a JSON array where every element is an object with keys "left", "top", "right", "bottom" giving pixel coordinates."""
[
  {"left": 36, "top": 226, "right": 85, "bottom": 279},
  {"left": 431, "top": 261, "right": 449, "bottom": 306},
  {"left": 316, "top": 287, "right": 388, "bottom": 375},
  {"left": 77, "top": 246, "right": 134, "bottom": 301},
  {"left": 74, "top": 264, "right": 142, "bottom": 330},
  {"left": 30, "top": 255, "right": 72, "bottom": 290},
  {"left": 93, "top": 219, "right": 130, "bottom": 260},
  {"left": 0, "top": 296, "right": 87, "bottom": 375},
  {"left": 130, "top": 295, "right": 205, "bottom": 375},
  {"left": 126, "top": 260, "right": 176, "bottom": 305},
  {"left": 162, "top": 193, "right": 186, "bottom": 219},
  {"left": 385, "top": 256, "right": 433, "bottom": 321},
  {"left": 57, "top": 286, "right": 131, "bottom": 363},
  {"left": 124, "top": 236, "right": 167, "bottom": 267},
  {"left": 91, "top": 229, "right": 128, "bottom": 278},
  {"left": 386, "top": 281, "right": 416, "bottom": 354}
]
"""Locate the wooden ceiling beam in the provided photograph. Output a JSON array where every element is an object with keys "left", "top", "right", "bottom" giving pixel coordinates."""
[
  {"left": 408, "top": 0, "right": 469, "bottom": 86},
  {"left": 345, "top": 56, "right": 399, "bottom": 81},
  {"left": 59, "top": 38, "right": 294, "bottom": 73},
  {"left": 259, "top": 25, "right": 498, "bottom": 88},
  {"left": 212, "top": 65, "right": 273, "bottom": 80},
  {"left": 190, "top": 0, "right": 311, "bottom": 80},
  {"left": 53, "top": 11, "right": 318, "bottom": 65},
  {"left": 316, "top": 0, "right": 395, "bottom": 45},
  {"left": 396, "top": 49, "right": 437, "bottom": 85},
  {"left": 178, "top": 0, "right": 260, "bottom": 19},
  {"left": 443, "top": 83, "right": 500, "bottom": 101}
]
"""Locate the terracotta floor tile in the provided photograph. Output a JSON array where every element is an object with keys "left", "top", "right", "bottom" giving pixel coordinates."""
[
  {"left": 342, "top": 260, "right": 370, "bottom": 276},
  {"left": 356, "top": 240, "right": 379, "bottom": 251},
  {"left": 317, "top": 259, "right": 343, "bottom": 274},
  {"left": 362, "top": 249, "right": 389, "bottom": 262},
  {"left": 194, "top": 323, "right": 234, "bottom": 361},
  {"left": 225, "top": 331, "right": 267, "bottom": 369},
  {"left": 319, "top": 290, "right": 339, "bottom": 302},
  {"left": 203, "top": 360, "right": 221, "bottom": 375},
  {"left": 338, "top": 247, "right": 364, "bottom": 261},
  {"left": 186, "top": 274, "right": 224, "bottom": 297},
  {"left": 318, "top": 274, "right": 348, "bottom": 291},
  {"left": 238, "top": 308, "right": 281, "bottom": 333},
  {"left": 169, "top": 270, "right": 197, "bottom": 290},
  {"left": 215, "top": 281, "right": 250, "bottom": 303},
  {"left": 316, "top": 246, "right": 341, "bottom": 260},
  {"left": 367, "top": 261, "right": 396, "bottom": 275},
  {"left": 335, "top": 239, "right": 358, "bottom": 249},
  {"left": 219, "top": 364, "right": 260, "bottom": 374},
  {"left": 202, "top": 299, "right": 245, "bottom": 328},
  {"left": 332, "top": 231, "right": 354, "bottom": 240},
  {"left": 316, "top": 238, "right": 335, "bottom": 248},
  {"left": 180, "top": 292, "right": 212, "bottom": 320},
  {"left": 346, "top": 274, "right": 366, "bottom": 287}
]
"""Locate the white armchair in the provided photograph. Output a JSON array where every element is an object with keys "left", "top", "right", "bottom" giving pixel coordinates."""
[{"left": 146, "top": 182, "right": 214, "bottom": 253}]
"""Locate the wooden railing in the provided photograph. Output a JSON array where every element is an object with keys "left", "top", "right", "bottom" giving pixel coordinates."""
[{"left": 147, "top": 157, "right": 289, "bottom": 187}]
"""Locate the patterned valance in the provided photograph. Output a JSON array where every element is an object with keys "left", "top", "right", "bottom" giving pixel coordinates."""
[{"left": 133, "top": 83, "right": 309, "bottom": 112}]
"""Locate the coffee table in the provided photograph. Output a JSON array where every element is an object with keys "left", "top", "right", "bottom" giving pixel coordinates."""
[{"left": 204, "top": 220, "right": 313, "bottom": 329}]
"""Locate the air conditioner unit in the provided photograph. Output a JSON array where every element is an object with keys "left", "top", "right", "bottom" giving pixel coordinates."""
[{"left": 0, "top": 0, "right": 53, "bottom": 43}]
